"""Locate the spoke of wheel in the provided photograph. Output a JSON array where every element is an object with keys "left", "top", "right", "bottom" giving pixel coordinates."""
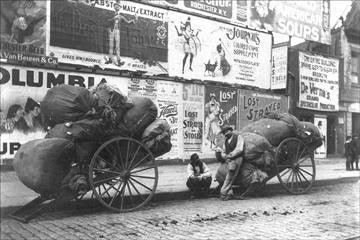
[
  {"left": 125, "top": 141, "right": 131, "bottom": 169},
  {"left": 93, "top": 168, "right": 121, "bottom": 175},
  {"left": 97, "top": 186, "right": 102, "bottom": 196},
  {"left": 279, "top": 167, "right": 292, "bottom": 178},
  {"left": 128, "top": 179, "right": 146, "bottom": 203},
  {"left": 298, "top": 164, "right": 314, "bottom": 167},
  {"left": 120, "top": 181, "right": 126, "bottom": 210},
  {"left": 290, "top": 171, "right": 295, "bottom": 191},
  {"left": 298, "top": 167, "right": 314, "bottom": 177},
  {"left": 102, "top": 184, "right": 111, "bottom": 198},
  {"left": 285, "top": 170, "right": 293, "bottom": 186},
  {"left": 295, "top": 170, "right": 304, "bottom": 186},
  {"left": 297, "top": 155, "right": 311, "bottom": 165},
  {"left": 294, "top": 143, "right": 301, "bottom": 163},
  {"left": 109, "top": 182, "right": 123, "bottom": 206},
  {"left": 115, "top": 141, "right": 125, "bottom": 169},
  {"left": 130, "top": 154, "right": 151, "bottom": 171},
  {"left": 131, "top": 175, "right": 156, "bottom": 180},
  {"left": 101, "top": 179, "right": 121, "bottom": 198},
  {"left": 96, "top": 155, "right": 119, "bottom": 171},
  {"left": 128, "top": 145, "right": 142, "bottom": 169},
  {"left": 277, "top": 164, "right": 292, "bottom": 168},
  {"left": 130, "top": 166, "right": 155, "bottom": 175},
  {"left": 130, "top": 177, "right": 153, "bottom": 192},
  {"left": 102, "top": 146, "right": 118, "bottom": 167},
  {"left": 294, "top": 171, "right": 300, "bottom": 191},
  {"left": 94, "top": 175, "right": 120, "bottom": 185},
  {"left": 127, "top": 182, "right": 134, "bottom": 208},
  {"left": 297, "top": 169, "right": 311, "bottom": 184}
]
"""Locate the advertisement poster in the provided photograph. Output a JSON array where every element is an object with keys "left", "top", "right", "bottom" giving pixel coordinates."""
[
  {"left": 314, "top": 116, "right": 327, "bottom": 158},
  {"left": 47, "top": 0, "right": 168, "bottom": 74},
  {"left": 128, "top": 77, "right": 157, "bottom": 101},
  {"left": 203, "top": 86, "right": 238, "bottom": 156},
  {"left": 298, "top": 52, "right": 339, "bottom": 111},
  {"left": 238, "top": 89, "right": 289, "bottom": 129},
  {"left": 0, "top": 0, "right": 47, "bottom": 61},
  {"left": 0, "top": 64, "right": 129, "bottom": 159},
  {"left": 168, "top": 11, "right": 272, "bottom": 88},
  {"left": 182, "top": 83, "right": 204, "bottom": 156},
  {"left": 156, "top": 80, "right": 183, "bottom": 159},
  {"left": 247, "top": 0, "right": 331, "bottom": 44},
  {"left": 271, "top": 43, "right": 288, "bottom": 89},
  {"left": 183, "top": 0, "right": 233, "bottom": 20}
]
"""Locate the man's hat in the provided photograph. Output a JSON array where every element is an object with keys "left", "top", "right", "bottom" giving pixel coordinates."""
[
  {"left": 210, "top": 93, "right": 216, "bottom": 98},
  {"left": 25, "top": 97, "right": 40, "bottom": 112},
  {"left": 114, "top": 1, "right": 120, "bottom": 7},
  {"left": 220, "top": 125, "right": 233, "bottom": 134}
]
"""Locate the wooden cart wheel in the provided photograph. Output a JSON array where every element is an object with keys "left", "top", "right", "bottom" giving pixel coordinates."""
[
  {"left": 88, "top": 137, "right": 158, "bottom": 212},
  {"left": 275, "top": 137, "right": 316, "bottom": 195}
]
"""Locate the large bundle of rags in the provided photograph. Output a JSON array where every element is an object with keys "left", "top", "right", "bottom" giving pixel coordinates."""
[
  {"left": 216, "top": 113, "right": 323, "bottom": 187},
  {"left": 15, "top": 83, "right": 172, "bottom": 195}
]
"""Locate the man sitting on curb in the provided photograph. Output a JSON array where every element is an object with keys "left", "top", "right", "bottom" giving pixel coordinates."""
[{"left": 186, "top": 153, "right": 212, "bottom": 198}]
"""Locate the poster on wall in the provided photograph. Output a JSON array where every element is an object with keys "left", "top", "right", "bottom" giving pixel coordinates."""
[
  {"left": 238, "top": 89, "right": 288, "bottom": 129},
  {"left": 298, "top": 52, "right": 339, "bottom": 111},
  {"left": 271, "top": 43, "right": 288, "bottom": 89},
  {"left": 128, "top": 77, "right": 157, "bottom": 101},
  {"left": 182, "top": 83, "right": 204, "bottom": 157},
  {"left": 0, "top": 0, "right": 48, "bottom": 63},
  {"left": 0, "top": 64, "right": 129, "bottom": 160},
  {"left": 168, "top": 11, "right": 272, "bottom": 88},
  {"left": 156, "top": 80, "right": 183, "bottom": 159},
  {"left": 314, "top": 116, "right": 327, "bottom": 158},
  {"left": 47, "top": 0, "right": 168, "bottom": 74},
  {"left": 203, "top": 86, "right": 238, "bottom": 156},
  {"left": 247, "top": 0, "right": 331, "bottom": 44},
  {"left": 183, "top": 0, "right": 234, "bottom": 20}
]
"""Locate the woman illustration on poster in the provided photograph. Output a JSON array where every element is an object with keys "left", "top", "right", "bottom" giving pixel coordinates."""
[
  {"left": 204, "top": 93, "right": 222, "bottom": 149},
  {"left": 216, "top": 39, "right": 231, "bottom": 76},
  {"left": 174, "top": 17, "right": 201, "bottom": 74}
]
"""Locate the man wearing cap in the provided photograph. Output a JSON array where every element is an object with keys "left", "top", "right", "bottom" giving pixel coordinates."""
[
  {"left": 216, "top": 125, "right": 244, "bottom": 200},
  {"left": 350, "top": 134, "right": 359, "bottom": 170}
]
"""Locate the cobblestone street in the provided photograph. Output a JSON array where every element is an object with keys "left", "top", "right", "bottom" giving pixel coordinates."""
[{"left": 1, "top": 181, "right": 359, "bottom": 240}]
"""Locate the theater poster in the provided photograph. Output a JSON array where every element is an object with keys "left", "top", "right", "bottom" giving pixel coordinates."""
[
  {"left": 0, "top": 0, "right": 48, "bottom": 63},
  {"left": 168, "top": 11, "right": 272, "bottom": 88},
  {"left": 238, "top": 89, "right": 289, "bottom": 129},
  {"left": 0, "top": 64, "right": 129, "bottom": 161},
  {"left": 314, "top": 115, "right": 327, "bottom": 158},
  {"left": 203, "top": 85, "right": 238, "bottom": 157},
  {"left": 47, "top": 0, "right": 168, "bottom": 74},
  {"left": 182, "top": 83, "right": 204, "bottom": 157},
  {"left": 128, "top": 77, "right": 157, "bottom": 101},
  {"left": 271, "top": 43, "right": 288, "bottom": 89},
  {"left": 298, "top": 52, "right": 339, "bottom": 112},
  {"left": 156, "top": 80, "right": 183, "bottom": 160}
]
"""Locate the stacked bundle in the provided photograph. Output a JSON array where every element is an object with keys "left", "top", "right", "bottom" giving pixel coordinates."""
[
  {"left": 216, "top": 113, "right": 323, "bottom": 188},
  {"left": 13, "top": 83, "right": 172, "bottom": 195}
]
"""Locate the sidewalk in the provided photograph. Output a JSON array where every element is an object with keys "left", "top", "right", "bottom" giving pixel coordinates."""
[{"left": 1, "top": 158, "right": 359, "bottom": 213}]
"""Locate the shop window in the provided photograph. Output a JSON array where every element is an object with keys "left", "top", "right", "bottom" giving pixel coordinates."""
[{"left": 351, "top": 51, "right": 360, "bottom": 84}]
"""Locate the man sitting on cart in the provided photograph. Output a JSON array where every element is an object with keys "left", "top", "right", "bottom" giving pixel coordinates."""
[{"left": 215, "top": 125, "right": 268, "bottom": 201}]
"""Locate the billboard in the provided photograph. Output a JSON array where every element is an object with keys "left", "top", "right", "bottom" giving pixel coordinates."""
[
  {"left": 314, "top": 115, "right": 327, "bottom": 159},
  {"left": 128, "top": 77, "right": 157, "bottom": 101},
  {"left": 0, "top": 64, "right": 129, "bottom": 159},
  {"left": 203, "top": 86, "right": 238, "bottom": 155},
  {"left": 182, "top": 83, "right": 204, "bottom": 156},
  {"left": 0, "top": 0, "right": 47, "bottom": 62},
  {"left": 156, "top": 80, "right": 183, "bottom": 159},
  {"left": 238, "top": 89, "right": 288, "bottom": 129},
  {"left": 46, "top": 0, "right": 168, "bottom": 74},
  {"left": 247, "top": 0, "right": 331, "bottom": 44},
  {"left": 298, "top": 52, "right": 339, "bottom": 111},
  {"left": 168, "top": 11, "right": 272, "bottom": 88},
  {"left": 271, "top": 43, "right": 288, "bottom": 90}
]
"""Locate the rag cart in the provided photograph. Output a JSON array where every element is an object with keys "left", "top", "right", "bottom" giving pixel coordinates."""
[{"left": 9, "top": 136, "right": 159, "bottom": 222}]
